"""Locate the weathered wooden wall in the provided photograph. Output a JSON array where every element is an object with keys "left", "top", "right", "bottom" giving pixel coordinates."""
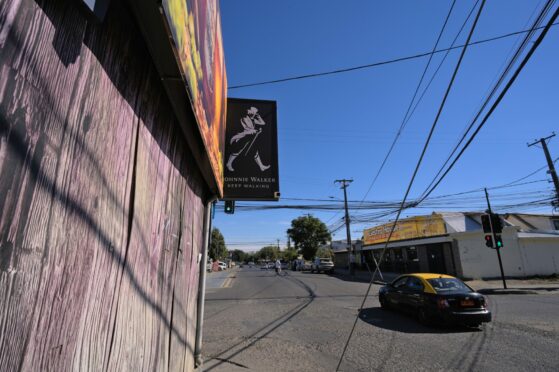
[{"left": 0, "top": 0, "right": 207, "bottom": 370}]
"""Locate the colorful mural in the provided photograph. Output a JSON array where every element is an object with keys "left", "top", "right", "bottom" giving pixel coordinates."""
[{"left": 162, "top": 0, "right": 228, "bottom": 194}]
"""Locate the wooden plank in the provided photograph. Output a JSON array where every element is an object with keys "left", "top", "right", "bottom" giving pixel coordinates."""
[{"left": 0, "top": 0, "right": 207, "bottom": 371}]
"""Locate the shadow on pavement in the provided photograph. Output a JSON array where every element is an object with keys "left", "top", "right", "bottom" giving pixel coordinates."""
[{"left": 358, "top": 307, "right": 481, "bottom": 334}]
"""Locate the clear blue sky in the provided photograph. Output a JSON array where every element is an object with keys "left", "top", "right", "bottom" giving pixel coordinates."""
[{"left": 215, "top": 0, "right": 559, "bottom": 252}]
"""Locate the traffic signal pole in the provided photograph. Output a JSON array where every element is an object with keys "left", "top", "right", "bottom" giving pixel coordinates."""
[
  {"left": 528, "top": 133, "right": 559, "bottom": 208},
  {"left": 484, "top": 188, "right": 507, "bottom": 289}
]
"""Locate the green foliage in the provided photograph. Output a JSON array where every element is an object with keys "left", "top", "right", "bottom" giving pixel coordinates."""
[
  {"left": 257, "top": 246, "right": 279, "bottom": 260},
  {"left": 230, "top": 249, "right": 246, "bottom": 262},
  {"left": 209, "top": 228, "right": 227, "bottom": 260},
  {"left": 243, "top": 252, "right": 257, "bottom": 263},
  {"left": 316, "top": 246, "right": 333, "bottom": 259},
  {"left": 287, "top": 215, "right": 331, "bottom": 260},
  {"left": 281, "top": 247, "right": 299, "bottom": 261}
]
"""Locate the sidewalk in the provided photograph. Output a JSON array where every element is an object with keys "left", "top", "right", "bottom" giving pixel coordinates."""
[
  {"left": 332, "top": 268, "right": 559, "bottom": 294},
  {"left": 466, "top": 277, "right": 559, "bottom": 294}
]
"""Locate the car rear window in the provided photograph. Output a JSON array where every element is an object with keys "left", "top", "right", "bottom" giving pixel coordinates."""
[
  {"left": 320, "top": 259, "right": 332, "bottom": 263},
  {"left": 427, "top": 278, "right": 471, "bottom": 293}
]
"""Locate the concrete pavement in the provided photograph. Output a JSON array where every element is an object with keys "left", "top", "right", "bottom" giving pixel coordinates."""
[
  {"left": 206, "top": 267, "right": 238, "bottom": 291},
  {"left": 200, "top": 266, "right": 559, "bottom": 371}
]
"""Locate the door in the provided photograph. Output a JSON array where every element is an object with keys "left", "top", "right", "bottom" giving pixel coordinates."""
[
  {"left": 402, "top": 276, "right": 424, "bottom": 311},
  {"left": 388, "top": 276, "right": 409, "bottom": 307},
  {"left": 427, "top": 244, "right": 446, "bottom": 274}
]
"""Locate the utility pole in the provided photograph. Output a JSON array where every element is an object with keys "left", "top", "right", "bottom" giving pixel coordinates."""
[
  {"left": 528, "top": 133, "right": 559, "bottom": 208},
  {"left": 485, "top": 188, "right": 507, "bottom": 289},
  {"left": 335, "top": 179, "right": 354, "bottom": 276}
]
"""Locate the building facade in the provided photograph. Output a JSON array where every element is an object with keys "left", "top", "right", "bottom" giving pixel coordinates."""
[
  {"left": 0, "top": 0, "right": 226, "bottom": 370},
  {"left": 356, "top": 212, "right": 559, "bottom": 279}
]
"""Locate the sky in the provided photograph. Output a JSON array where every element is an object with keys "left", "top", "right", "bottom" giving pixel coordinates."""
[{"left": 214, "top": 0, "right": 559, "bottom": 252}]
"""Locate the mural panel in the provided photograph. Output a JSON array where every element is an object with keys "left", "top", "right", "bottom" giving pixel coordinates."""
[{"left": 162, "top": 0, "right": 228, "bottom": 194}]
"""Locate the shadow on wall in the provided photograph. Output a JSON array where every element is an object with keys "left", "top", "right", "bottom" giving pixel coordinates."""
[{"left": 0, "top": 0, "right": 207, "bottom": 370}]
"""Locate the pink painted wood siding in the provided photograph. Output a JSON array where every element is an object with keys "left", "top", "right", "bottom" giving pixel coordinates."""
[{"left": 0, "top": 0, "right": 207, "bottom": 370}]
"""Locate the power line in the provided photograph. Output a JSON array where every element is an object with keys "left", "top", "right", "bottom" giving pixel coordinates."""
[
  {"left": 417, "top": 3, "right": 559, "bottom": 204},
  {"left": 419, "top": 0, "right": 556, "bottom": 201},
  {"left": 336, "top": 1, "right": 487, "bottom": 370},
  {"left": 228, "top": 22, "right": 559, "bottom": 90},
  {"left": 360, "top": 0, "right": 462, "bottom": 203}
]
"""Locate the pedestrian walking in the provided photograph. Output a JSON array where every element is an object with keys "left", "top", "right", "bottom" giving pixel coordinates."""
[{"left": 275, "top": 259, "right": 281, "bottom": 275}]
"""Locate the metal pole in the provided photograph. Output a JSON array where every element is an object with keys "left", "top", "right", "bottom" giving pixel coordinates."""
[
  {"left": 484, "top": 188, "right": 507, "bottom": 289},
  {"left": 194, "top": 196, "right": 218, "bottom": 368},
  {"left": 528, "top": 133, "right": 559, "bottom": 207}
]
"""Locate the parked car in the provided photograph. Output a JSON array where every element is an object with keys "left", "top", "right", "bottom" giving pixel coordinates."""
[
  {"left": 301, "top": 261, "right": 312, "bottom": 271},
  {"left": 248, "top": 261, "right": 255, "bottom": 267},
  {"left": 280, "top": 261, "right": 289, "bottom": 270},
  {"left": 218, "top": 261, "right": 227, "bottom": 271},
  {"left": 378, "top": 273, "right": 491, "bottom": 327},
  {"left": 311, "top": 258, "right": 334, "bottom": 274}
]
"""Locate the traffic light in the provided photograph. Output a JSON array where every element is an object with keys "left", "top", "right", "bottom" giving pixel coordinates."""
[
  {"left": 484, "top": 234, "right": 494, "bottom": 248},
  {"left": 224, "top": 200, "right": 235, "bottom": 214},
  {"left": 490, "top": 213, "right": 503, "bottom": 234},
  {"left": 495, "top": 235, "right": 504, "bottom": 248},
  {"left": 481, "top": 214, "right": 492, "bottom": 233}
]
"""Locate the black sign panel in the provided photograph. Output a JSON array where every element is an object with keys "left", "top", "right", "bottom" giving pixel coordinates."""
[{"left": 223, "top": 98, "right": 279, "bottom": 200}]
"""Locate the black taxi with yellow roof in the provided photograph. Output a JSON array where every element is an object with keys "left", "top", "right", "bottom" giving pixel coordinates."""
[{"left": 378, "top": 273, "right": 491, "bottom": 327}]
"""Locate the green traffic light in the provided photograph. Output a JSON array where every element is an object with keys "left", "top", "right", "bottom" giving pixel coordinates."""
[{"left": 497, "top": 241, "right": 502, "bottom": 248}]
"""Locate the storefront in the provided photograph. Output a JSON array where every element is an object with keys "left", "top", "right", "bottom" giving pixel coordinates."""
[{"left": 356, "top": 212, "right": 559, "bottom": 279}]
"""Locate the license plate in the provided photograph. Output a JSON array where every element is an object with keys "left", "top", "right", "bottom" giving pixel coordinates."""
[{"left": 461, "top": 299, "right": 474, "bottom": 307}]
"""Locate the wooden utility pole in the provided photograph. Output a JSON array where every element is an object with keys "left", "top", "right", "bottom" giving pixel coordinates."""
[
  {"left": 528, "top": 133, "right": 559, "bottom": 208},
  {"left": 335, "top": 179, "right": 354, "bottom": 276}
]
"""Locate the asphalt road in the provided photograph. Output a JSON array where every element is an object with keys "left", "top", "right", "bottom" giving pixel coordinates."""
[{"left": 200, "top": 267, "right": 559, "bottom": 371}]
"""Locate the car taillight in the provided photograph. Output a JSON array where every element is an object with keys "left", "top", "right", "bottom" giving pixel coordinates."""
[
  {"left": 480, "top": 296, "right": 487, "bottom": 308},
  {"left": 437, "top": 298, "right": 450, "bottom": 310}
]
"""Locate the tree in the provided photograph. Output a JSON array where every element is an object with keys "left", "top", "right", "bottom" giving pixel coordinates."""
[
  {"left": 281, "top": 247, "right": 298, "bottom": 262},
  {"left": 316, "top": 246, "right": 333, "bottom": 259},
  {"left": 287, "top": 215, "right": 331, "bottom": 260},
  {"left": 257, "top": 246, "right": 279, "bottom": 261},
  {"left": 209, "top": 228, "right": 227, "bottom": 260},
  {"left": 230, "top": 249, "right": 246, "bottom": 262}
]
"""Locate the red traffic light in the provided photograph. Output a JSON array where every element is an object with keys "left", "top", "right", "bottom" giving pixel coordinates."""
[{"left": 484, "top": 234, "right": 494, "bottom": 248}]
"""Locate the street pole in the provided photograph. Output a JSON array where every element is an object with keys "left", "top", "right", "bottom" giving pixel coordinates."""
[
  {"left": 335, "top": 179, "right": 354, "bottom": 276},
  {"left": 484, "top": 188, "right": 507, "bottom": 289},
  {"left": 528, "top": 133, "right": 559, "bottom": 208}
]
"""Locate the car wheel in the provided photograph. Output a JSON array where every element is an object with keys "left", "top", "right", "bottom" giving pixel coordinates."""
[
  {"left": 417, "top": 307, "right": 431, "bottom": 325},
  {"left": 379, "top": 295, "right": 388, "bottom": 310}
]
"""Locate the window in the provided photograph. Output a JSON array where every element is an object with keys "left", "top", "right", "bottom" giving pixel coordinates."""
[
  {"left": 428, "top": 278, "right": 471, "bottom": 294},
  {"left": 384, "top": 252, "right": 391, "bottom": 262},
  {"left": 392, "top": 276, "right": 408, "bottom": 288},
  {"left": 553, "top": 219, "right": 559, "bottom": 230},
  {"left": 394, "top": 248, "right": 403, "bottom": 261},
  {"left": 406, "top": 277, "right": 424, "bottom": 291},
  {"left": 406, "top": 247, "right": 418, "bottom": 261}
]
